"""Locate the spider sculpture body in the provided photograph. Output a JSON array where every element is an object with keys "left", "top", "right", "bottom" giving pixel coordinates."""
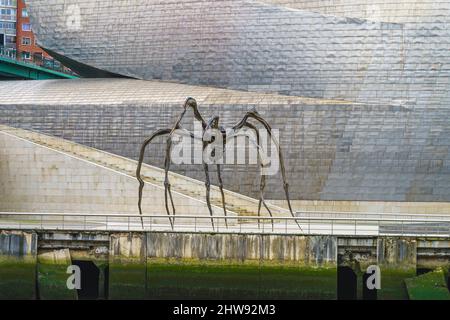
[{"left": 136, "top": 97, "right": 300, "bottom": 231}]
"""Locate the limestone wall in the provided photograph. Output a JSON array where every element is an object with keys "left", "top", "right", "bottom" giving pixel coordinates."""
[{"left": 0, "top": 128, "right": 225, "bottom": 217}]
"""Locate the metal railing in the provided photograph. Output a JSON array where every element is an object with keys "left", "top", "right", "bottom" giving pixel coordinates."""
[
  {"left": 297, "top": 210, "right": 450, "bottom": 221},
  {"left": 0, "top": 212, "right": 449, "bottom": 238}
]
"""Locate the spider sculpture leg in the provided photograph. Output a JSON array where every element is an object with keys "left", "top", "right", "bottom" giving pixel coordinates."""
[
  {"left": 202, "top": 161, "right": 215, "bottom": 230},
  {"left": 201, "top": 116, "right": 224, "bottom": 230},
  {"left": 233, "top": 112, "right": 302, "bottom": 231},
  {"left": 160, "top": 97, "right": 207, "bottom": 229},
  {"left": 138, "top": 97, "right": 207, "bottom": 230},
  {"left": 138, "top": 128, "right": 200, "bottom": 229},
  {"left": 242, "top": 122, "right": 274, "bottom": 230},
  {"left": 164, "top": 136, "right": 177, "bottom": 229},
  {"left": 216, "top": 163, "right": 228, "bottom": 228},
  {"left": 137, "top": 129, "right": 172, "bottom": 228}
]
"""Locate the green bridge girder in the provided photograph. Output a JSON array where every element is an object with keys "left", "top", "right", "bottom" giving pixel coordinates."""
[{"left": 0, "top": 56, "right": 78, "bottom": 80}]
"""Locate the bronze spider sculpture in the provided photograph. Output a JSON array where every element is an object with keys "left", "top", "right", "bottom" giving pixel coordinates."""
[{"left": 136, "top": 97, "right": 300, "bottom": 231}]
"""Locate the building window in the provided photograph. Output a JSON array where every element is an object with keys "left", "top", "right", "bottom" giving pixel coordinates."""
[
  {"left": 22, "top": 37, "right": 31, "bottom": 45},
  {"left": 21, "top": 8, "right": 28, "bottom": 17},
  {"left": 21, "top": 51, "right": 31, "bottom": 60},
  {"left": 22, "top": 23, "right": 31, "bottom": 31},
  {"left": 0, "top": 21, "right": 16, "bottom": 31},
  {"left": 0, "top": 8, "right": 16, "bottom": 21},
  {"left": 0, "top": 0, "right": 17, "bottom": 6},
  {"left": 5, "top": 35, "right": 15, "bottom": 44}
]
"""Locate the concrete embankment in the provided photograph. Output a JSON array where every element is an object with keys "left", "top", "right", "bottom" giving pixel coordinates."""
[
  {"left": 0, "top": 230, "right": 448, "bottom": 300},
  {"left": 108, "top": 233, "right": 338, "bottom": 299}
]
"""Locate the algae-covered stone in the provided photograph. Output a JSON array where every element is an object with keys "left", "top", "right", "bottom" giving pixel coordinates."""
[
  {"left": 37, "top": 249, "right": 78, "bottom": 300},
  {"left": 405, "top": 269, "right": 450, "bottom": 300},
  {"left": 146, "top": 259, "right": 336, "bottom": 300}
]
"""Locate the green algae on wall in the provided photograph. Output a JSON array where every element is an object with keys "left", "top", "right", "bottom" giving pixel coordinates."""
[
  {"left": 109, "top": 233, "right": 146, "bottom": 299},
  {"left": 146, "top": 259, "right": 336, "bottom": 300},
  {"left": 107, "top": 232, "right": 338, "bottom": 300},
  {"left": 0, "top": 231, "right": 37, "bottom": 300},
  {"left": 145, "top": 233, "right": 337, "bottom": 300},
  {"left": 376, "top": 238, "right": 418, "bottom": 300},
  {"left": 377, "top": 268, "right": 415, "bottom": 300},
  {"left": 0, "top": 257, "right": 36, "bottom": 300},
  {"left": 37, "top": 249, "right": 78, "bottom": 300},
  {"left": 109, "top": 261, "right": 146, "bottom": 299},
  {"left": 405, "top": 269, "right": 450, "bottom": 300}
]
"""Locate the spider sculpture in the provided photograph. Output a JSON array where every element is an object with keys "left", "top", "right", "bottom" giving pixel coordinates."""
[{"left": 136, "top": 97, "right": 301, "bottom": 231}]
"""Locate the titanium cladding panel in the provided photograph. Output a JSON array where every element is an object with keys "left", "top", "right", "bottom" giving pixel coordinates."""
[{"left": 25, "top": 0, "right": 450, "bottom": 105}]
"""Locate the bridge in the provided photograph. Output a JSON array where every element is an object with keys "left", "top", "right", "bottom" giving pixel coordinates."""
[{"left": 0, "top": 48, "right": 78, "bottom": 80}]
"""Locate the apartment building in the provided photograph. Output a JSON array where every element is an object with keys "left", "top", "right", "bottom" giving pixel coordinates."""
[
  {"left": 0, "top": 0, "right": 52, "bottom": 63},
  {"left": 0, "top": 0, "right": 16, "bottom": 51}
]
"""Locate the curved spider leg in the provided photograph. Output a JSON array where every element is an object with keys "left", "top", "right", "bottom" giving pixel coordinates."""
[
  {"left": 202, "top": 117, "right": 222, "bottom": 231},
  {"left": 226, "top": 123, "right": 275, "bottom": 230},
  {"left": 164, "top": 136, "right": 176, "bottom": 229},
  {"left": 177, "top": 97, "right": 207, "bottom": 130},
  {"left": 233, "top": 112, "right": 302, "bottom": 231},
  {"left": 137, "top": 129, "right": 172, "bottom": 228},
  {"left": 164, "top": 128, "right": 204, "bottom": 227},
  {"left": 212, "top": 126, "right": 229, "bottom": 228},
  {"left": 203, "top": 160, "right": 215, "bottom": 230},
  {"left": 161, "top": 98, "right": 207, "bottom": 230},
  {"left": 243, "top": 122, "right": 274, "bottom": 231},
  {"left": 137, "top": 98, "right": 207, "bottom": 230},
  {"left": 216, "top": 163, "right": 228, "bottom": 228}
]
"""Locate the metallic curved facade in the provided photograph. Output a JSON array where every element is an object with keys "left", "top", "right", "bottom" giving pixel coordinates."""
[
  {"left": 7, "top": 1, "right": 448, "bottom": 202},
  {"left": 25, "top": 0, "right": 450, "bottom": 105},
  {"left": 1, "top": 79, "right": 449, "bottom": 202}
]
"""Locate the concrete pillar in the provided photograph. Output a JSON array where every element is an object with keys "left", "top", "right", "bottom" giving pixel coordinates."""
[
  {"left": 109, "top": 233, "right": 146, "bottom": 299},
  {"left": 377, "top": 237, "right": 417, "bottom": 269},
  {"left": 376, "top": 237, "right": 417, "bottom": 300}
]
